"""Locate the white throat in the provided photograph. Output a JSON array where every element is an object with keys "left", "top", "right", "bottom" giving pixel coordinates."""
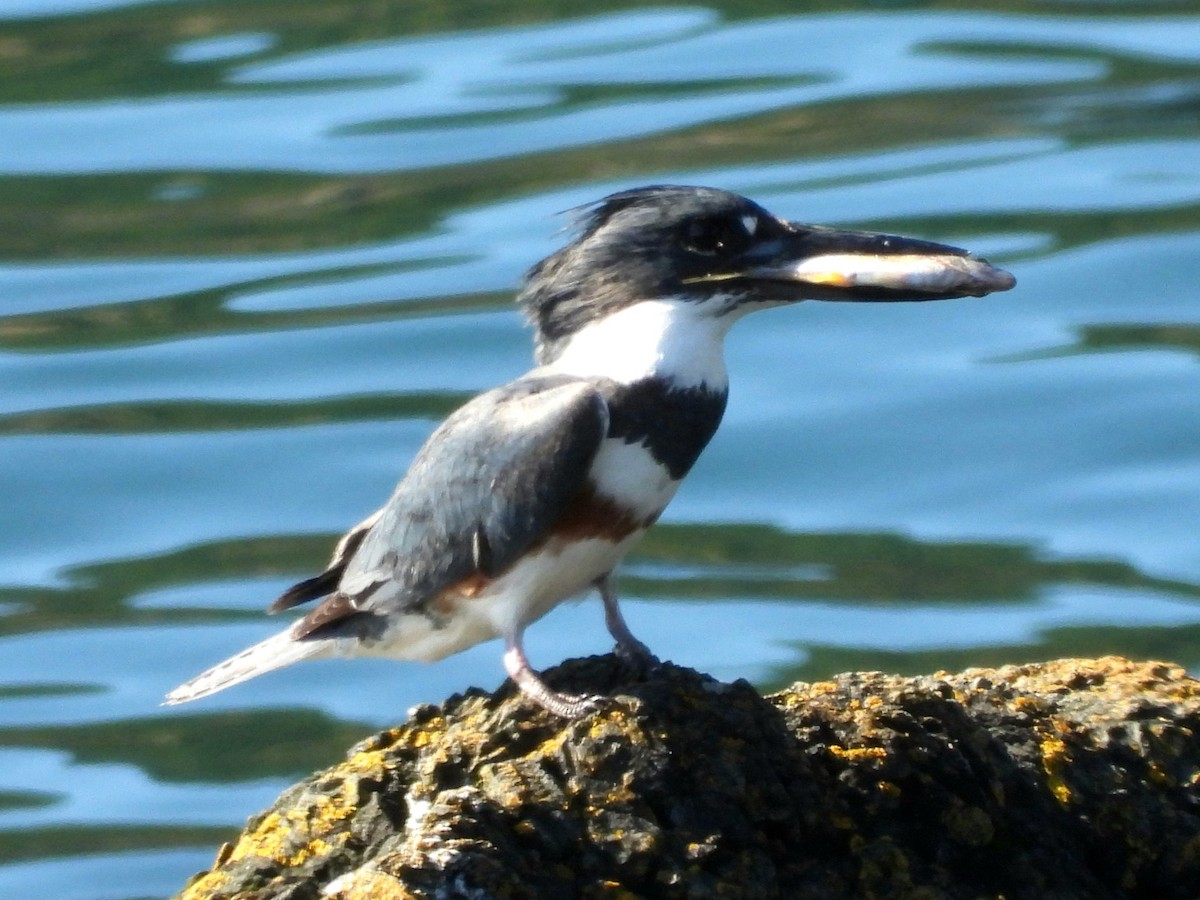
[{"left": 543, "top": 297, "right": 738, "bottom": 389}]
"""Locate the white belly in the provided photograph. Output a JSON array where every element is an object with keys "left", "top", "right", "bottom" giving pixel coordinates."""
[
  {"left": 588, "top": 437, "right": 681, "bottom": 519},
  {"left": 357, "top": 531, "right": 644, "bottom": 664}
]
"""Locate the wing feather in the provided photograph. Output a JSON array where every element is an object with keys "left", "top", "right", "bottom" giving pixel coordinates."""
[
  {"left": 268, "top": 508, "right": 383, "bottom": 614},
  {"left": 293, "top": 375, "right": 608, "bottom": 639}
]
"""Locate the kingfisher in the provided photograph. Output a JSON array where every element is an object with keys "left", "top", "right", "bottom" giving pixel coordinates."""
[{"left": 165, "top": 185, "right": 1015, "bottom": 717}]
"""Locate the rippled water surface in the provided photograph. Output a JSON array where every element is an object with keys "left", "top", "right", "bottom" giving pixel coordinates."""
[{"left": 1, "top": 1, "right": 1199, "bottom": 896}]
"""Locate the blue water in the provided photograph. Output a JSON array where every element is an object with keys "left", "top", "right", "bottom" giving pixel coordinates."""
[{"left": 1, "top": 3, "right": 1199, "bottom": 897}]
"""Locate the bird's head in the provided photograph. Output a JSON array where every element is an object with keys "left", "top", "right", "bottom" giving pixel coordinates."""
[{"left": 519, "top": 185, "right": 1015, "bottom": 366}]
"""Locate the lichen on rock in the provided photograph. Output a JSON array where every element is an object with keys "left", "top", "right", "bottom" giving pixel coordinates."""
[{"left": 175, "top": 656, "right": 1200, "bottom": 899}]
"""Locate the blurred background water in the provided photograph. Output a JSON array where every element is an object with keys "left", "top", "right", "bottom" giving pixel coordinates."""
[{"left": 0, "top": 0, "right": 1198, "bottom": 896}]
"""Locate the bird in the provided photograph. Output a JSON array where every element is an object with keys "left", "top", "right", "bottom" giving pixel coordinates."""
[{"left": 165, "top": 185, "right": 1015, "bottom": 717}]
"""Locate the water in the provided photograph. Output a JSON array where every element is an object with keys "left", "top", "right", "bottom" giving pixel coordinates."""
[{"left": 1, "top": 2, "right": 1198, "bottom": 897}]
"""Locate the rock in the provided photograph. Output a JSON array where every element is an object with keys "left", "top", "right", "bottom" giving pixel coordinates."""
[{"left": 174, "top": 656, "right": 1200, "bottom": 899}]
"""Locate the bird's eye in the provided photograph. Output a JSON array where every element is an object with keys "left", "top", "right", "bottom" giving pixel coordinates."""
[{"left": 681, "top": 217, "right": 750, "bottom": 257}]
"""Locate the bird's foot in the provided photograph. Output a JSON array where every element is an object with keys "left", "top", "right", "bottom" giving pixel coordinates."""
[
  {"left": 504, "top": 640, "right": 606, "bottom": 718},
  {"left": 528, "top": 687, "right": 608, "bottom": 719},
  {"left": 614, "top": 637, "right": 660, "bottom": 677}
]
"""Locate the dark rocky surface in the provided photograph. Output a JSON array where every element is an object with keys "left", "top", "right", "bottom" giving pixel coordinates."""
[{"left": 174, "top": 656, "right": 1200, "bottom": 899}]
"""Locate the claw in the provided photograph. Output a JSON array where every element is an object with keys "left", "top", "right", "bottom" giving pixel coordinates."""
[
  {"left": 541, "top": 690, "right": 608, "bottom": 719},
  {"left": 614, "top": 636, "right": 659, "bottom": 675},
  {"left": 503, "top": 636, "right": 604, "bottom": 718}
]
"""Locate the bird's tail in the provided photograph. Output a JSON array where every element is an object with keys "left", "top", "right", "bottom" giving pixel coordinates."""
[{"left": 163, "top": 627, "right": 334, "bottom": 705}]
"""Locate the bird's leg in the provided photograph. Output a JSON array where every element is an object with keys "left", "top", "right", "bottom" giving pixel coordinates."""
[
  {"left": 503, "top": 633, "right": 602, "bottom": 718},
  {"left": 596, "top": 573, "right": 657, "bottom": 672}
]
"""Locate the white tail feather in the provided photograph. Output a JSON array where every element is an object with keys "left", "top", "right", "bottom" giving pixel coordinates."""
[{"left": 163, "top": 627, "right": 334, "bottom": 705}]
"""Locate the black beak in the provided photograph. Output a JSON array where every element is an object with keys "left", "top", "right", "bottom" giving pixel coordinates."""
[{"left": 737, "top": 222, "right": 1016, "bottom": 302}]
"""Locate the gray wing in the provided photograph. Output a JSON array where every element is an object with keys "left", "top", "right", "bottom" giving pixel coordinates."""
[{"left": 291, "top": 374, "right": 608, "bottom": 639}]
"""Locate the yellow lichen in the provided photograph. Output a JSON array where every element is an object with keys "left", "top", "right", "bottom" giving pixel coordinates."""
[
  {"left": 341, "top": 746, "right": 393, "bottom": 779},
  {"left": 587, "top": 707, "right": 636, "bottom": 739},
  {"left": 535, "top": 730, "right": 568, "bottom": 759},
  {"left": 218, "top": 793, "right": 353, "bottom": 871},
  {"left": 829, "top": 745, "right": 888, "bottom": 763},
  {"left": 1012, "top": 696, "right": 1041, "bottom": 713},
  {"left": 1039, "top": 736, "right": 1072, "bottom": 805},
  {"left": 408, "top": 727, "right": 437, "bottom": 749}
]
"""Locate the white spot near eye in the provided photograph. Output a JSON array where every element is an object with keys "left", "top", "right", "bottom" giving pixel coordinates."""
[{"left": 741, "top": 215, "right": 759, "bottom": 236}]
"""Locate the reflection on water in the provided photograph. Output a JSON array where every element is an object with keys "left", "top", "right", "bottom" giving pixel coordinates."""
[
  {"left": 1075, "top": 323, "right": 1200, "bottom": 360},
  {"left": 1, "top": 0, "right": 1199, "bottom": 897},
  {"left": 0, "top": 391, "right": 472, "bottom": 436},
  {"left": 1, "top": 708, "right": 371, "bottom": 784},
  {"left": 2, "top": 6, "right": 1198, "bottom": 258}
]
